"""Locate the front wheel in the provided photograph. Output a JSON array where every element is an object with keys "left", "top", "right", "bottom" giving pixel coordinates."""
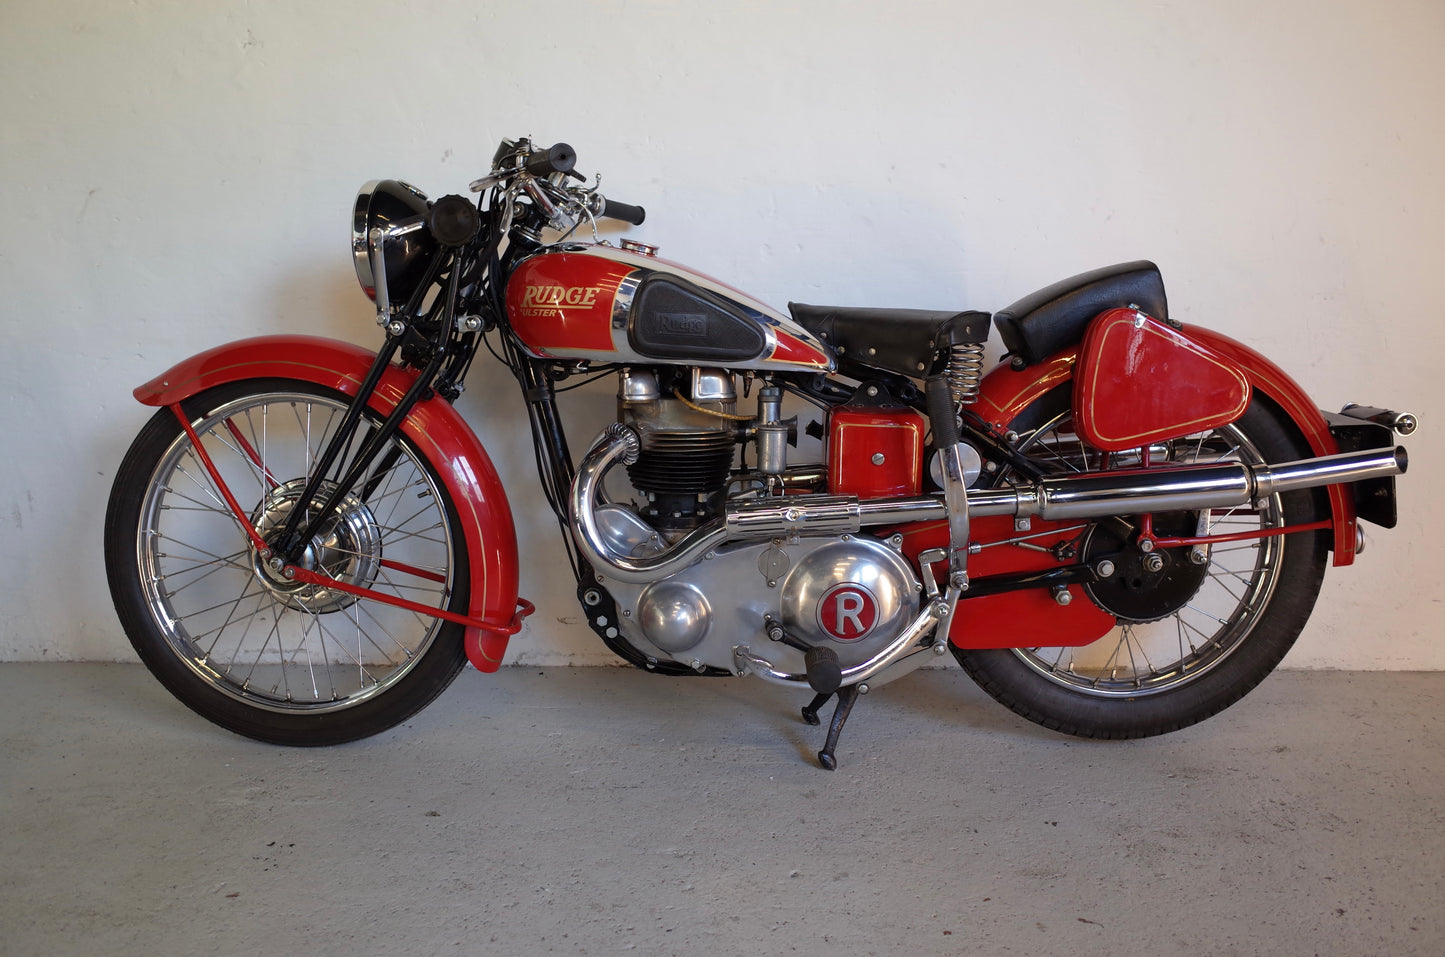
[
  {"left": 104, "top": 379, "right": 470, "bottom": 745},
  {"left": 954, "top": 389, "right": 1330, "bottom": 738}
]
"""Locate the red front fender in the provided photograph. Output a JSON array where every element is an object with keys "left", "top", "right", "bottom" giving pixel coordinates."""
[
  {"left": 134, "top": 335, "right": 522, "bottom": 670},
  {"left": 975, "top": 327, "right": 1357, "bottom": 565}
]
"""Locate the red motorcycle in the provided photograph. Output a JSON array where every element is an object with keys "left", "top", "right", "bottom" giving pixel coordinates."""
[{"left": 104, "top": 139, "right": 1413, "bottom": 769}]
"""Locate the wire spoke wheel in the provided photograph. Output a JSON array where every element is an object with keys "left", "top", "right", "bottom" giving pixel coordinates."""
[
  {"left": 1014, "top": 412, "right": 1281, "bottom": 696},
  {"left": 954, "top": 387, "right": 1329, "bottom": 738},
  {"left": 105, "top": 380, "right": 469, "bottom": 744}
]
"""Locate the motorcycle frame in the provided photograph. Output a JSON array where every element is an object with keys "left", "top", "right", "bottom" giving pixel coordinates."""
[
  {"left": 131, "top": 190, "right": 1374, "bottom": 672},
  {"left": 134, "top": 318, "right": 1367, "bottom": 675}
]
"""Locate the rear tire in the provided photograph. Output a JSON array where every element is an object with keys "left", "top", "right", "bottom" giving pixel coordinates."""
[
  {"left": 954, "top": 389, "right": 1329, "bottom": 738},
  {"left": 104, "top": 379, "right": 470, "bottom": 745}
]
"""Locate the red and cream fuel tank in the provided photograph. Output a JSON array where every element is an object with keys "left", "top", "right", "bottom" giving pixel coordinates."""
[{"left": 505, "top": 243, "right": 835, "bottom": 372}]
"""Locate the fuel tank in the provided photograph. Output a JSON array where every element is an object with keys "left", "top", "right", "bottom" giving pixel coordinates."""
[{"left": 505, "top": 244, "right": 834, "bottom": 372}]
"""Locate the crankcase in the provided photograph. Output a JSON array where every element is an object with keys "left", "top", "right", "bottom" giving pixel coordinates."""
[{"left": 592, "top": 512, "right": 921, "bottom": 674}]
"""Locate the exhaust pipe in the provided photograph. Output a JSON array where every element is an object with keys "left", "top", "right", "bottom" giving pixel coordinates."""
[
  {"left": 964, "top": 445, "right": 1407, "bottom": 522},
  {"left": 571, "top": 427, "right": 1407, "bottom": 582},
  {"left": 856, "top": 446, "right": 1406, "bottom": 526},
  {"left": 570, "top": 425, "right": 730, "bottom": 585}
]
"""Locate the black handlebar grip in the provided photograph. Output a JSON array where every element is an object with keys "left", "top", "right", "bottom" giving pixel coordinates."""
[
  {"left": 601, "top": 198, "right": 647, "bottom": 226},
  {"left": 523, "top": 143, "right": 577, "bottom": 177}
]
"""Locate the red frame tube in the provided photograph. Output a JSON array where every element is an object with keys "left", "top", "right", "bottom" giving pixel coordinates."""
[
  {"left": 287, "top": 565, "right": 534, "bottom": 636},
  {"left": 174, "top": 407, "right": 270, "bottom": 554},
  {"left": 1146, "top": 519, "right": 1333, "bottom": 550},
  {"left": 223, "top": 418, "right": 280, "bottom": 488}
]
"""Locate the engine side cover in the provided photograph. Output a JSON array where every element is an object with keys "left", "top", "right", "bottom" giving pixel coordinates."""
[
  {"left": 592, "top": 517, "right": 919, "bottom": 675},
  {"left": 780, "top": 538, "right": 920, "bottom": 648}
]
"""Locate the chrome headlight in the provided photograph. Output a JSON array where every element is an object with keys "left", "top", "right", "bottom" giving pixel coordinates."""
[{"left": 351, "top": 179, "right": 438, "bottom": 307}]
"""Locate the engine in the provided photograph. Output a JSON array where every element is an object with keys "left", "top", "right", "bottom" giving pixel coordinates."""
[
  {"left": 616, "top": 368, "right": 741, "bottom": 536},
  {"left": 581, "top": 367, "right": 923, "bottom": 676}
]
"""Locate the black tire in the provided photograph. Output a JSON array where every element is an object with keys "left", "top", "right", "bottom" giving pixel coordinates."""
[
  {"left": 104, "top": 379, "right": 470, "bottom": 745},
  {"left": 953, "top": 388, "right": 1329, "bottom": 738}
]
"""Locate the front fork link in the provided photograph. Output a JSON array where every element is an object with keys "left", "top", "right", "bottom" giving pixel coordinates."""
[
  {"left": 271, "top": 249, "right": 465, "bottom": 561},
  {"left": 269, "top": 333, "right": 444, "bottom": 562}
]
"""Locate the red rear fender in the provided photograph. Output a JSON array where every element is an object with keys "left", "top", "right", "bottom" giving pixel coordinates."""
[{"left": 135, "top": 335, "right": 521, "bottom": 669}]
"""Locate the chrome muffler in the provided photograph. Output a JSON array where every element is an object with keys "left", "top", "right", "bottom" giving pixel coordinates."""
[
  {"left": 855, "top": 446, "right": 1406, "bottom": 526},
  {"left": 571, "top": 426, "right": 1407, "bottom": 583},
  {"left": 969, "top": 445, "right": 1407, "bottom": 522}
]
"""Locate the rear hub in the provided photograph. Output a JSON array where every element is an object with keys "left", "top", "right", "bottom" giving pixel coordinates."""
[{"left": 1082, "top": 512, "right": 1209, "bottom": 623}]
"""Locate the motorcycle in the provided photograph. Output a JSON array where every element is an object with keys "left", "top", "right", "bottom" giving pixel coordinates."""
[{"left": 103, "top": 138, "right": 1414, "bottom": 769}]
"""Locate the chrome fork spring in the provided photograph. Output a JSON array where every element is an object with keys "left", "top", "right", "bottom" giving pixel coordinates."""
[{"left": 946, "top": 342, "right": 985, "bottom": 405}]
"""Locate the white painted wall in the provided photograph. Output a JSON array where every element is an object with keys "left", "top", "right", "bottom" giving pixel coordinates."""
[{"left": 2, "top": 0, "right": 1441, "bottom": 667}]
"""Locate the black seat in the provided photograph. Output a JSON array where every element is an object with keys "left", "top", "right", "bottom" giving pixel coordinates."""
[
  {"left": 787, "top": 303, "right": 990, "bottom": 379},
  {"left": 993, "top": 261, "right": 1167, "bottom": 366}
]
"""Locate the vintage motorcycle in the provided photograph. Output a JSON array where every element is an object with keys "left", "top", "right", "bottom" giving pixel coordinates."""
[{"left": 104, "top": 139, "right": 1414, "bottom": 769}]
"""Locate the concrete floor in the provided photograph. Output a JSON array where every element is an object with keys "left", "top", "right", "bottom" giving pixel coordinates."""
[{"left": 1, "top": 663, "right": 1441, "bottom": 957}]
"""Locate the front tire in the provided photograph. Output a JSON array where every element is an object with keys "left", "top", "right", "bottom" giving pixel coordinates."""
[
  {"left": 954, "top": 389, "right": 1330, "bottom": 738},
  {"left": 104, "top": 379, "right": 470, "bottom": 745}
]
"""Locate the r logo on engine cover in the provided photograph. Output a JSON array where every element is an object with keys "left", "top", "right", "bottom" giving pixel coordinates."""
[{"left": 817, "top": 583, "right": 879, "bottom": 642}]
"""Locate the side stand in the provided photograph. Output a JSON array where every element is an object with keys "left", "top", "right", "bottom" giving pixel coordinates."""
[{"left": 801, "top": 684, "right": 861, "bottom": 771}]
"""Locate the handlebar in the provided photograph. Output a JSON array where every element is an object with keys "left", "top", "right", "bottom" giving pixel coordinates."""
[
  {"left": 600, "top": 198, "right": 646, "bottom": 226},
  {"left": 522, "top": 142, "right": 577, "bottom": 177},
  {"left": 468, "top": 138, "right": 648, "bottom": 234}
]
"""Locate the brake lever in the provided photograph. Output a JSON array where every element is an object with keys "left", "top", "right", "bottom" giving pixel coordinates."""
[{"left": 468, "top": 173, "right": 501, "bottom": 193}]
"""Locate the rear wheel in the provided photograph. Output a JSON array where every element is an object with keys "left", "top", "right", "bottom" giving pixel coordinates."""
[
  {"left": 954, "top": 388, "right": 1329, "bottom": 738},
  {"left": 104, "top": 379, "right": 469, "bottom": 745}
]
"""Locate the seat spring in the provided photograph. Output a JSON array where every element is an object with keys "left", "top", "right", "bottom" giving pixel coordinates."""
[{"left": 946, "top": 342, "right": 985, "bottom": 405}]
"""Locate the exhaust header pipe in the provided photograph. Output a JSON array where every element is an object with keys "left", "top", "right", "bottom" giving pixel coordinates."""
[{"left": 571, "top": 427, "right": 1407, "bottom": 583}]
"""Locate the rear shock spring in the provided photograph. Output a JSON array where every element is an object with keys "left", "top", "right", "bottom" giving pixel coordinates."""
[{"left": 945, "top": 342, "right": 985, "bottom": 405}]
